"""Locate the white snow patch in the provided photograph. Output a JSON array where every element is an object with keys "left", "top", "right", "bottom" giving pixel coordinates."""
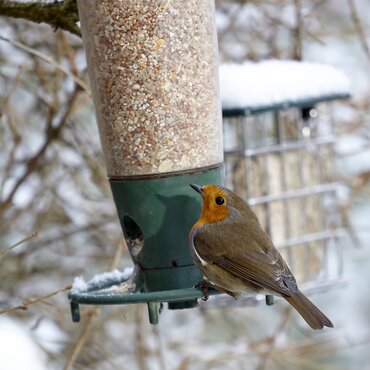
[
  {"left": 336, "top": 149, "right": 370, "bottom": 176},
  {"left": 220, "top": 60, "right": 351, "bottom": 109},
  {"left": 89, "top": 268, "right": 133, "bottom": 286},
  {"left": 215, "top": 11, "right": 230, "bottom": 31},
  {"left": 335, "top": 135, "right": 368, "bottom": 155},
  {"left": 33, "top": 319, "right": 67, "bottom": 354},
  {"left": 336, "top": 184, "right": 351, "bottom": 205},
  {"left": 0, "top": 317, "right": 47, "bottom": 370},
  {"left": 71, "top": 267, "right": 134, "bottom": 293},
  {"left": 71, "top": 276, "right": 88, "bottom": 293}
]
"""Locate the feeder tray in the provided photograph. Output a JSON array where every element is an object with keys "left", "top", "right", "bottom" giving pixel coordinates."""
[
  {"left": 69, "top": 274, "right": 221, "bottom": 324},
  {"left": 69, "top": 265, "right": 276, "bottom": 324}
]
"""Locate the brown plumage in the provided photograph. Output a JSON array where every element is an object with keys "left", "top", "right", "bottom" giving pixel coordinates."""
[{"left": 189, "top": 184, "right": 333, "bottom": 330}]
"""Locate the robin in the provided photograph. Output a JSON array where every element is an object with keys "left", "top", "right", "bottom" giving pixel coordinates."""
[{"left": 189, "top": 184, "right": 333, "bottom": 330}]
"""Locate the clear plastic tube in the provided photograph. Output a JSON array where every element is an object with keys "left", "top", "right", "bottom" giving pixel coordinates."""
[{"left": 78, "top": 0, "right": 223, "bottom": 177}]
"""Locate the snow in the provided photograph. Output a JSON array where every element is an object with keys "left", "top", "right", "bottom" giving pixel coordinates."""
[
  {"left": 335, "top": 134, "right": 368, "bottom": 155},
  {"left": 89, "top": 268, "right": 133, "bottom": 286},
  {"left": 220, "top": 60, "right": 351, "bottom": 109},
  {"left": 71, "top": 276, "right": 88, "bottom": 293},
  {"left": 33, "top": 319, "right": 67, "bottom": 354},
  {"left": 71, "top": 267, "right": 134, "bottom": 293},
  {"left": 0, "top": 317, "right": 47, "bottom": 370}
]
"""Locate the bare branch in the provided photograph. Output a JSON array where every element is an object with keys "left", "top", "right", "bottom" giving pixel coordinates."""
[
  {"left": 0, "top": 284, "right": 71, "bottom": 315},
  {"left": 0, "top": 85, "right": 81, "bottom": 214},
  {"left": 347, "top": 0, "right": 370, "bottom": 62},
  {"left": 63, "top": 241, "right": 125, "bottom": 370},
  {"left": 293, "top": 0, "right": 303, "bottom": 60},
  {"left": 63, "top": 307, "right": 101, "bottom": 370},
  {"left": 0, "top": 231, "right": 38, "bottom": 257},
  {"left": 0, "top": 0, "right": 80, "bottom": 36},
  {"left": 0, "top": 36, "right": 90, "bottom": 94}
]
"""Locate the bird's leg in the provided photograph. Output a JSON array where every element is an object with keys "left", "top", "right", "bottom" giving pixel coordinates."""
[
  {"left": 195, "top": 280, "right": 240, "bottom": 300},
  {"left": 159, "top": 302, "right": 164, "bottom": 313},
  {"left": 194, "top": 279, "right": 211, "bottom": 301}
]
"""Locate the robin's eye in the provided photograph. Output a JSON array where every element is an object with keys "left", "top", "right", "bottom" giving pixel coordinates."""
[{"left": 215, "top": 196, "right": 224, "bottom": 205}]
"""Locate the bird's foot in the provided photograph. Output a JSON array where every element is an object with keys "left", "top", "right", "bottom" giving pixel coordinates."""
[
  {"left": 194, "top": 280, "right": 211, "bottom": 301},
  {"left": 195, "top": 280, "right": 240, "bottom": 301}
]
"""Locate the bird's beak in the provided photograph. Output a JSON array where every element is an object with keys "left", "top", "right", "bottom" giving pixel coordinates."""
[{"left": 190, "top": 184, "right": 204, "bottom": 196}]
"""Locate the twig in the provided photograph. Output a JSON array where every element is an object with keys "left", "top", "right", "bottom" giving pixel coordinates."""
[
  {"left": 255, "top": 307, "right": 292, "bottom": 370},
  {"left": 340, "top": 205, "right": 362, "bottom": 248},
  {"left": 33, "top": 221, "right": 115, "bottom": 252},
  {"left": 0, "top": 66, "right": 25, "bottom": 195},
  {"left": 63, "top": 307, "right": 101, "bottom": 370},
  {"left": 0, "top": 231, "right": 38, "bottom": 257},
  {"left": 134, "top": 305, "right": 147, "bottom": 370},
  {"left": 293, "top": 0, "right": 303, "bottom": 60},
  {"left": 0, "top": 85, "right": 81, "bottom": 214},
  {"left": 63, "top": 241, "right": 125, "bottom": 370},
  {"left": 347, "top": 0, "right": 370, "bottom": 63},
  {"left": 152, "top": 325, "right": 167, "bottom": 370},
  {"left": 0, "top": 35, "right": 90, "bottom": 95},
  {"left": 0, "top": 65, "right": 25, "bottom": 121},
  {"left": 276, "top": 353, "right": 350, "bottom": 370},
  {"left": 110, "top": 239, "right": 126, "bottom": 269},
  {"left": 0, "top": 0, "right": 80, "bottom": 36},
  {"left": 0, "top": 284, "right": 71, "bottom": 315}
]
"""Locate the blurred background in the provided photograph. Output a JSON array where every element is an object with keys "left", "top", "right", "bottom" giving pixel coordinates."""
[{"left": 0, "top": 1, "right": 370, "bottom": 369}]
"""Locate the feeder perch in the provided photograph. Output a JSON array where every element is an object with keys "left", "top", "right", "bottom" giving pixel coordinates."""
[{"left": 70, "top": 0, "right": 224, "bottom": 323}]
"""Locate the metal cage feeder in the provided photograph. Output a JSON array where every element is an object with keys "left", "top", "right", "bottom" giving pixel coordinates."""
[{"left": 217, "top": 90, "right": 350, "bottom": 308}]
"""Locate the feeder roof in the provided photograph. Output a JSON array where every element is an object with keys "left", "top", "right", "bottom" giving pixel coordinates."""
[{"left": 220, "top": 60, "right": 351, "bottom": 115}]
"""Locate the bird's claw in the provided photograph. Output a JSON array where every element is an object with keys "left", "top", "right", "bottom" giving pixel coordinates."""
[{"left": 194, "top": 280, "right": 210, "bottom": 301}]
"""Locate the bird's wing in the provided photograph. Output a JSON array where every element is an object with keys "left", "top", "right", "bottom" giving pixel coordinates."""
[{"left": 193, "top": 226, "right": 298, "bottom": 297}]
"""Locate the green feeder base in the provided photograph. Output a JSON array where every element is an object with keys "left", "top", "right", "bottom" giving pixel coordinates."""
[
  {"left": 69, "top": 165, "right": 223, "bottom": 323},
  {"left": 68, "top": 164, "right": 275, "bottom": 323}
]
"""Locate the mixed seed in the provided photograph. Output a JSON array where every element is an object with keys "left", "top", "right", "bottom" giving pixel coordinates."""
[{"left": 78, "top": 0, "right": 223, "bottom": 177}]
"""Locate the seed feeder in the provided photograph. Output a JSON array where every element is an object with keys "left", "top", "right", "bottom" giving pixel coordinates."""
[{"left": 70, "top": 0, "right": 223, "bottom": 324}]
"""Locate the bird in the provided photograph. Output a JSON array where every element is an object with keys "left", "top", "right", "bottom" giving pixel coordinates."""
[{"left": 189, "top": 183, "right": 334, "bottom": 330}]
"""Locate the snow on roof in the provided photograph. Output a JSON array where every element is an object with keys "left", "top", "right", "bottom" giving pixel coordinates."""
[{"left": 220, "top": 60, "right": 351, "bottom": 110}]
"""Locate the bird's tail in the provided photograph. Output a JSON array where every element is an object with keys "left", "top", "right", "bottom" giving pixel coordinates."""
[{"left": 284, "top": 290, "right": 334, "bottom": 330}]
